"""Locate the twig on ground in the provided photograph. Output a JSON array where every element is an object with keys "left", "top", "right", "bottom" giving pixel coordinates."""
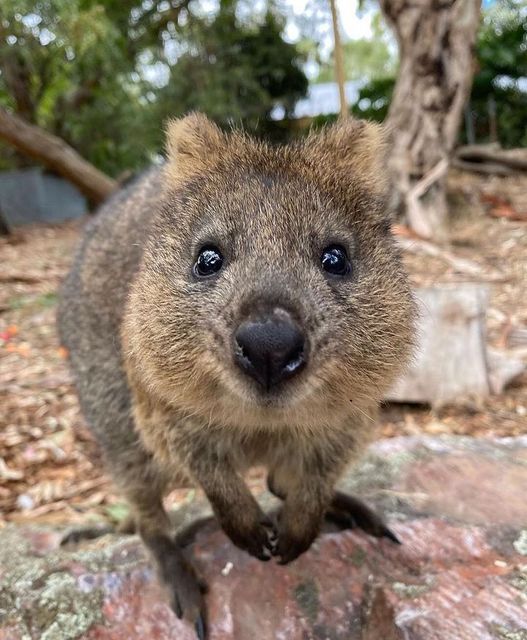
[
  {"left": 0, "top": 273, "right": 43, "bottom": 284},
  {"left": 393, "top": 225, "right": 503, "bottom": 278}
]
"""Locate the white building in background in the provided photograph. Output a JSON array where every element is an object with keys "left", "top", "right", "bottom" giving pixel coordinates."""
[{"left": 272, "top": 80, "right": 363, "bottom": 120}]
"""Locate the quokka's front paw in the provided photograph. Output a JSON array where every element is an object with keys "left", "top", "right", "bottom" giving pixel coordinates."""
[
  {"left": 221, "top": 512, "right": 277, "bottom": 561},
  {"left": 273, "top": 507, "right": 322, "bottom": 565}
]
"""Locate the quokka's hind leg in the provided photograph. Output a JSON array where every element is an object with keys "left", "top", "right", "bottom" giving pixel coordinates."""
[
  {"left": 176, "top": 515, "right": 215, "bottom": 548},
  {"left": 325, "top": 491, "right": 401, "bottom": 544},
  {"left": 126, "top": 477, "right": 208, "bottom": 640},
  {"left": 137, "top": 506, "right": 207, "bottom": 640},
  {"left": 267, "top": 473, "right": 400, "bottom": 544},
  {"left": 60, "top": 514, "right": 136, "bottom": 547}
]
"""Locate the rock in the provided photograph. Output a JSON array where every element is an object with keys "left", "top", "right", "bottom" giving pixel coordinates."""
[{"left": 1, "top": 436, "right": 527, "bottom": 639}]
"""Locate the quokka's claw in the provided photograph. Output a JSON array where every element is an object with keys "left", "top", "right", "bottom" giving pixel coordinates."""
[
  {"left": 381, "top": 526, "right": 402, "bottom": 545},
  {"left": 195, "top": 612, "right": 207, "bottom": 640}
]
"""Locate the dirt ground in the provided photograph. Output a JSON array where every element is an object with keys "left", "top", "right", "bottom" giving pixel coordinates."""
[{"left": 1, "top": 169, "right": 526, "bottom": 528}]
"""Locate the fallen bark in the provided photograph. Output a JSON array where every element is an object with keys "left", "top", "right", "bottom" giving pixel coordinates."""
[
  {"left": 456, "top": 144, "right": 527, "bottom": 172},
  {"left": 452, "top": 158, "right": 515, "bottom": 176}
]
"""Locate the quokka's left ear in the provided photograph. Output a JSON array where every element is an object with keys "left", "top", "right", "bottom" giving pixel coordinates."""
[{"left": 305, "top": 117, "right": 390, "bottom": 196}]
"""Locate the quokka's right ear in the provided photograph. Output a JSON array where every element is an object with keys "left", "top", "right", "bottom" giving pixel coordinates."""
[{"left": 165, "top": 112, "right": 225, "bottom": 183}]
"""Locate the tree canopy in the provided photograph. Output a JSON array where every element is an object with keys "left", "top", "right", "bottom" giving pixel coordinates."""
[
  {"left": 155, "top": 5, "right": 307, "bottom": 131},
  {"left": 0, "top": 0, "right": 525, "bottom": 181},
  {"left": 470, "top": 0, "right": 527, "bottom": 147},
  {"left": 0, "top": 0, "right": 308, "bottom": 175},
  {"left": 316, "top": 12, "right": 396, "bottom": 84}
]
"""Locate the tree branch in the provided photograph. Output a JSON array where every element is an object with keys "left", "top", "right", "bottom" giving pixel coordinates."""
[{"left": 0, "top": 107, "right": 117, "bottom": 204}]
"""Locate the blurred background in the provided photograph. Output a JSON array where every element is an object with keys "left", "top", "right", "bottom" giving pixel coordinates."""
[{"left": 0, "top": 0, "right": 526, "bottom": 528}]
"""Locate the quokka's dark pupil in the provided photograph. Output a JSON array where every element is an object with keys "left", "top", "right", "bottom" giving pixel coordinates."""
[
  {"left": 195, "top": 246, "right": 223, "bottom": 276},
  {"left": 321, "top": 245, "right": 350, "bottom": 276}
]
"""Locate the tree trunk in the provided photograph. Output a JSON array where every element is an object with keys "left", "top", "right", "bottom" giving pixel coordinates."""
[
  {"left": 379, "top": 0, "right": 481, "bottom": 241},
  {"left": 0, "top": 107, "right": 117, "bottom": 204},
  {"left": 329, "top": 0, "right": 348, "bottom": 119}
]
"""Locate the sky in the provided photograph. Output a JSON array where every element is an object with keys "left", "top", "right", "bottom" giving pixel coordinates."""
[
  {"left": 285, "top": 0, "right": 378, "bottom": 78},
  {"left": 287, "top": 0, "right": 374, "bottom": 42},
  {"left": 321, "top": 0, "right": 373, "bottom": 40}
]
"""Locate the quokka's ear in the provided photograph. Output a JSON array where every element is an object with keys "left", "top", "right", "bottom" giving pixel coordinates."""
[
  {"left": 307, "top": 117, "right": 389, "bottom": 195},
  {"left": 165, "top": 112, "right": 225, "bottom": 183}
]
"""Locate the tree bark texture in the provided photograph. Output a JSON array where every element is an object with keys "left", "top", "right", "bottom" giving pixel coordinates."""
[
  {"left": 380, "top": 0, "right": 481, "bottom": 240},
  {"left": 0, "top": 107, "right": 117, "bottom": 204}
]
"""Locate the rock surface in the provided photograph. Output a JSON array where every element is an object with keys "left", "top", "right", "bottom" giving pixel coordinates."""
[{"left": 1, "top": 435, "right": 527, "bottom": 640}]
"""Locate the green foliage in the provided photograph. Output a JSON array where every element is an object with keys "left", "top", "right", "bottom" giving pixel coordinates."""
[
  {"left": 155, "top": 7, "right": 307, "bottom": 133},
  {"left": 351, "top": 76, "right": 394, "bottom": 122},
  {"left": 0, "top": 0, "right": 155, "bottom": 173},
  {"left": 0, "top": 0, "right": 308, "bottom": 174},
  {"left": 309, "top": 77, "right": 394, "bottom": 132},
  {"left": 317, "top": 13, "right": 396, "bottom": 83},
  {"left": 477, "top": 0, "right": 527, "bottom": 79},
  {"left": 467, "top": 0, "right": 527, "bottom": 148}
]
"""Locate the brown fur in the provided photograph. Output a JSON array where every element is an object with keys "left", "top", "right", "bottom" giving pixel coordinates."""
[{"left": 58, "top": 113, "right": 415, "bottom": 636}]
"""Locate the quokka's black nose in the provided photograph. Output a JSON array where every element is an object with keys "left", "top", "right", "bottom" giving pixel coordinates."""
[{"left": 234, "top": 310, "right": 306, "bottom": 389}]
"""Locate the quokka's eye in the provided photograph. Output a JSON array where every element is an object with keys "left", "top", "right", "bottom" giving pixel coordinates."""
[
  {"left": 194, "top": 245, "right": 224, "bottom": 277},
  {"left": 320, "top": 244, "right": 351, "bottom": 277}
]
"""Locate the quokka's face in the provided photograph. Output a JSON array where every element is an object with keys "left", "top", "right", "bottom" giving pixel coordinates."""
[{"left": 127, "top": 114, "right": 415, "bottom": 427}]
